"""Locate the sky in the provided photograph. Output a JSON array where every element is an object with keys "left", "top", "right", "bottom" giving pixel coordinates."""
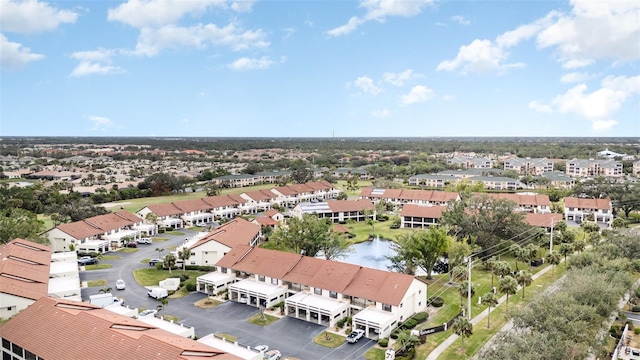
[{"left": 1, "top": 0, "right": 639, "bottom": 138}]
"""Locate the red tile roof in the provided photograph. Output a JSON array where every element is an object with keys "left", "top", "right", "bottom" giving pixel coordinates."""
[
  {"left": 333, "top": 224, "right": 351, "bottom": 233},
  {"left": 243, "top": 189, "right": 277, "bottom": 201},
  {"left": 526, "top": 213, "right": 563, "bottom": 228},
  {"left": 253, "top": 217, "right": 278, "bottom": 227},
  {"left": 360, "top": 188, "right": 459, "bottom": 203},
  {"left": 172, "top": 199, "right": 212, "bottom": 213},
  {"left": 190, "top": 218, "right": 260, "bottom": 249},
  {"left": 482, "top": 193, "right": 551, "bottom": 207},
  {"left": 146, "top": 203, "right": 184, "bottom": 217},
  {"left": 400, "top": 204, "right": 447, "bottom": 218},
  {"left": 326, "top": 199, "right": 375, "bottom": 213},
  {"left": 55, "top": 210, "right": 142, "bottom": 239},
  {"left": 264, "top": 209, "right": 281, "bottom": 218},
  {"left": 304, "top": 180, "right": 334, "bottom": 191},
  {"left": 0, "top": 239, "right": 51, "bottom": 300},
  {"left": 216, "top": 247, "right": 418, "bottom": 306},
  {"left": 564, "top": 197, "right": 612, "bottom": 210},
  {"left": 202, "top": 194, "right": 246, "bottom": 208},
  {"left": 0, "top": 297, "right": 241, "bottom": 360}
]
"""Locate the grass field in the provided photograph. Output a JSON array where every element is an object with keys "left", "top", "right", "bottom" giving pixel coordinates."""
[
  {"left": 85, "top": 264, "right": 112, "bottom": 270},
  {"left": 313, "top": 332, "right": 345, "bottom": 348},
  {"left": 133, "top": 268, "right": 208, "bottom": 287},
  {"left": 247, "top": 313, "right": 279, "bottom": 326},
  {"left": 87, "top": 279, "right": 107, "bottom": 287}
]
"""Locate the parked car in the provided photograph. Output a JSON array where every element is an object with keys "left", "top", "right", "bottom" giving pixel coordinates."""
[
  {"left": 263, "top": 350, "right": 281, "bottom": 360},
  {"left": 147, "top": 287, "right": 168, "bottom": 299},
  {"left": 138, "top": 309, "right": 158, "bottom": 317},
  {"left": 115, "top": 279, "right": 125, "bottom": 290},
  {"left": 136, "top": 238, "right": 152, "bottom": 244},
  {"left": 125, "top": 242, "right": 137, "bottom": 248},
  {"left": 78, "top": 256, "right": 99, "bottom": 265},
  {"left": 149, "top": 258, "right": 163, "bottom": 266},
  {"left": 345, "top": 329, "right": 365, "bottom": 344},
  {"left": 254, "top": 345, "right": 269, "bottom": 353}
]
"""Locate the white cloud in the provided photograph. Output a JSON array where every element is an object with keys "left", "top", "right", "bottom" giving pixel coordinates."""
[
  {"left": 371, "top": 109, "right": 390, "bottom": 118},
  {"left": 400, "top": 85, "right": 434, "bottom": 105},
  {"left": 495, "top": 12, "right": 559, "bottom": 48},
  {"left": 537, "top": 0, "right": 640, "bottom": 66},
  {"left": 282, "top": 27, "right": 296, "bottom": 40},
  {"left": 231, "top": 0, "right": 254, "bottom": 13},
  {"left": 0, "top": 0, "right": 78, "bottom": 34},
  {"left": 69, "top": 48, "right": 124, "bottom": 77},
  {"left": 89, "top": 116, "right": 114, "bottom": 131},
  {"left": 327, "top": 0, "right": 433, "bottom": 37},
  {"left": 549, "top": 75, "right": 640, "bottom": 131},
  {"left": 0, "top": 34, "right": 44, "bottom": 69},
  {"left": 131, "top": 24, "right": 269, "bottom": 57},
  {"left": 436, "top": 39, "right": 524, "bottom": 74},
  {"left": 442, "top": 94, "right": 455, "bottom": 101},
  {"left": 383, "top": 69, "right": 422, "bottom": 86},
  {"left": 108, "top": 0, "right": 229, "bottom": 28},
  {"left": 351, "top": 76, "right": 383, "bottom": 95},
  {"left": 560, "top": 72, "right": 591, "bottom": 83},
  {"left": 528, "top": 100, "right": 553, "bottom": 113},
  {"left": 228, "top": 56, "right": 275, "bottom": 71},
  {"left": 561, "top": 58, "right": 595, "bottom": 69},
  {"left": 451, "top": 15, "right": 470, "bottom": 26}
]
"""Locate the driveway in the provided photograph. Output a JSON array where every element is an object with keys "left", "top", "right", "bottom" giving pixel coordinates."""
[{"left": 80, "top": 229, "right": 375, "bottom": 359}]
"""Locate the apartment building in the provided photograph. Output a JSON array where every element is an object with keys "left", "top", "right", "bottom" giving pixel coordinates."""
[
  {"left": 290, "top": 199, "right": 376, "bottom": 223},
  {"left": 359, "top": 188, "right": 459, "bottom": 208},
  {"left": 447, "top": 156, "right": 493, "bottom": 169},
  {"left": 503, "top": 157, "right": 554, "bottom": 175},
  {"left": 400, "top": 204, "right": 447, "bottom": 229},
  {"left": 564, "top": 197, "right": 613, "bottom": 225},
  {"left": 566, "top": 158, "right": 623, "bottom": 177}
]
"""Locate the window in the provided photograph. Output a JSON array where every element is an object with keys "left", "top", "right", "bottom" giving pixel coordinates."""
[
  {"left": 271, "top": 278, "right": 278, "bottom": 285},
  {"left": 400, "top": 303, "right": 403, "bottom": 308},
  {"left": 2, "top": 339, "right": 9, "bottom": 350},
  {"left": 314, "top": 288, "right": 322, "bottom": 295},
  {"left": 258, "top": 275, "right": 265, "bottom": 282},
  {"left": 221, "top": 268, "right": 227, "bottom": 273},
  {"left": 329, "top": 291, "right": 337, "bottom": 299},
  {"left": 382, "top": 303, "right": 392, "bottom": 312}
]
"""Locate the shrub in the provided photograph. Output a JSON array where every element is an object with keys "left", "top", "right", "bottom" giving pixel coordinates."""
[
  {"left": 185, "top": 265, "right": 216, "bottom": 271},
  {"left": 158, "top": 228, "right": 165, "bottom": 233},
  {"left": 402, "top": 319, "right": 418, "bottom": 329},
  {"left": 609, "top": 325, "right": 622, "bottom": 338},
  {"left": 396, "top": 347, "right": 415, "bottom": 360},
  {"left": 186, "top": 283, "right": 197, "bottom": 292},
  {"left": 428, "top": 297, "right": 444, "bottom": 308},
  {"left": 168, "top": 290, "right": 176, "bottom": 296},
  {"left": 412, "top": 312, "right": 429, "bottom": 323},
  {"left": 631, "top": 306, "right": 640, "bottom": 312},
  {"left": 179, "top": 274, "right": 189, "bottom": 282},
  {"left": 390, "top": 330, "right": 400, "bottom": 339},
  {"left": 635, "top": 328, "right": 640, "bottom": 335},
  {"left": 155, "top": 262, "right": 163, "bottom": 270},
  {"left": 378, "top": 338, "right": 389, "bottom": 348}
]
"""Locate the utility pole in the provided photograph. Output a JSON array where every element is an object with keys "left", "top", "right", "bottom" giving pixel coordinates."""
[
  {"left": 549, "top": 219, "right": 554, "bottom": 254},
  {"left": 467, "top": 256, "right": 472, "bottom": 320}
]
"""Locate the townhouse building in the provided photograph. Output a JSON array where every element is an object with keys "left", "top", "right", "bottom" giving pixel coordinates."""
[
  {"left": 408, "top": 174, "right": 456, "bottom": 188},
  {"left": 359, "top": 188, "right": 459, "bottom": 209},
  {"left": 204, "top": 246, "right": 427, "bottom": 339},
  {"left": 467, "top": 176, "right": 524, "bottom": 190},
  {"left": 0, "top": 239, "right": 80, "bottom": 319},
  {"left": 447, "top": 156, "right": 493, "bottom": 169},
  {"left": 535, "top": 171, "right": 575, "bottom": 189},
  {"left": 291, "top": 199, "right": 376, "bottom": 223},
  {"left": 45, "top": 210, "right": 148, "bottom": 253},
  {"left": 137, "top": 203, "right": 185, "bottom": 229},
  {"left": 400, "top": 205, "right": 447, "bottom": 229},
  {"left": 503, "top": 157, "right": 554, "bottom": 175},
  {"left": 566, "top": 158, "right": 623, "bottom": 177},
  {"left": 525, "top": 213, "right": 563, "bottom": 232},
  {"left": 240, "top": 189, "right": 278, "bottom": 213},
  {"left": 201, "top": 194, "right": 247, "bottom": 219},
  {"left": 212, "top": 174, "right": 257, "bottom": 188},
  {"left": 0, "top": 297, "right": 253, "bottom": 360},
  {"left": 564, "top": 197, "right": 613, "bottom": 225},
  {"left": 177, "top": 217, "right": 261, "bottom": 267},
  {"left": 482, "top": 193, "right": 551, "bottom": 213}
]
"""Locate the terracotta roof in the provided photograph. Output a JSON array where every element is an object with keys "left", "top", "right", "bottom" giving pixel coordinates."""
[
  {"left": 264, "top": 209, "right": 281, "bottom": 218},
  {"left": 253, "top": 217, "right": 278, "bottom": 227},
  {"left": 482, "top": 193, "right": 551, "bottom": 206},
  {"left": 53, "top": 210, "right": 141, "bottom": 240},
  {"left": 326, "top": 199, "right": 375, "bottom": 213},
  {"left": 272, "top": 186, "right": 298, "bottom": 196},
  {"left": 190, "top": 218, "right": 260, "bottom": 250},
  {"left": 526, "top": 213, "right": 563, "bottom": 228},
  {"left": 333, "top": 224, "right": 351, "bottom": 233},
  {"left": 360, "top": 188, "right": 459, "bottom": 203},
  {"left": 172, "top": 199, "right": 212, "bottom": 213},
  {"left": 243, "top": 189, "right": 277, "bottom": 201},
  {"left": 216, "top": 246, "right": 303, "bottom": 280},
  {"left": 400, "top": 204, "right": 447, "bottom": 218},
  {"left": 0, "top": 239, "right": 51, "bottom": 300},
  {"left": 304, "top": 181, "right": 334, "bottom": 191},
  {"left": 564, "top": 197, "right": 612, "bottom": 210},
  {"left": 202, "top": 194, "right": 246, "bottom": 208},
  {"left": 0, "top": 297, "right": 241, "bottom": 360},
  {"left": 146, "top": 203, "right": 184, "bottom": 217},
  {"left": 217, "top": 247, "right": 417, "bottom": 306}
]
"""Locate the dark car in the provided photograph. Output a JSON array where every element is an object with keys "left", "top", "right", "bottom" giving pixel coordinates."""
[
  {"left": 125, "top": 242, "right": 137, "bottom": 248},
  {"left": 78, "top": 256, "right": 99, "bottom": 265},
  {"left": 149, "top": 258, "right": 163, "bottom": 266}
]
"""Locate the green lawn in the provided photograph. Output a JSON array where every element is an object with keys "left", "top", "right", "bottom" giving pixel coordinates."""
[
  {"left": 37, "top": 214, "right": 54, "bottom": 231},
  {"left": 87, "top": 279, "right": 107, "bottom": 287},
  {"left": 85, "top": 264, "right": 113, "bottom": 270},
  {"left": 247, "top": 313, "right": 279, "bottom": 326},
  {"left": 341, "top": 219, "right": 412, "bottom": 242},
  {"left": 133, "top": 268, "right": 208, "bottom": 299},
  {"left": 313, "top": 332, "right": 345, "bottom": 348},
  {"left": 165, "top": 231, "right": 185, "bottom": 236},
  {"left": 152, "top": 237, "right": 169, "bottom": 242},
  {"left": 118, "top": 248, "right": 139, "bottom": 253}
]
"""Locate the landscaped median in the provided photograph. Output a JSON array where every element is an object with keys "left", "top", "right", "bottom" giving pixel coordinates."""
[{"left": 133, "top": 268, "right": 210, "bottom": 298}]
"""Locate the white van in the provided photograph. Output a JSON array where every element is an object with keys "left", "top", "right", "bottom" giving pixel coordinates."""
[{"left": 147, "top": 287, "right": 168, "bottom": 299}]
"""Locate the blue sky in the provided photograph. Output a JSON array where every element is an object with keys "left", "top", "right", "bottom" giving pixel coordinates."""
[{"left": 1, "top": 0, "right": 639, "bottom": 137}]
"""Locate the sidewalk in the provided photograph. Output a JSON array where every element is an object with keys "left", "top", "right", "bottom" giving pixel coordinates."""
[{"left": 425, "top": 260, "right": 561, "bottom": 360}]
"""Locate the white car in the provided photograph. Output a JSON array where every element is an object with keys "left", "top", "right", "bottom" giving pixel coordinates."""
[
  {"left": 346, "top": 329, "right": 365, "bottom": 343},
  {"left": 115, "top": 279, "right": 126, "bottom": 290},
  {"left": 138, "top": 309, "right": 158, "bottom": 317},
  {"left": 254, "top": 345, "right": 269, "bottom": 353},
  {"left": 263, "top": 350, "right": 281, "bottom": 360},
  {"left": 136, "top": 237, "right": 152, "bottom": 244}
]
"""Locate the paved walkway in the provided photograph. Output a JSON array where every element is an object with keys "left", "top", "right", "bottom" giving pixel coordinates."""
[{"left": 425, "top": 260, "right": 562, "bottom": 360}]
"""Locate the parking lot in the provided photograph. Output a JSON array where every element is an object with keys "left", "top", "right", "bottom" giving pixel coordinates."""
[{"left": 80, "top": 229, "right": 375, "bottom": 359}]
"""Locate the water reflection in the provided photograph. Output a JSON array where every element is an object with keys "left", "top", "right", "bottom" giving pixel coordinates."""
[{"left": 337, "top": 236, "right": 395, "bottom": 271}]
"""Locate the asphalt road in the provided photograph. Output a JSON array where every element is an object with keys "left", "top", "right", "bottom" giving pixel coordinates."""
[{"left": 79, "top": 229, "right": 375, "bottom": 359}]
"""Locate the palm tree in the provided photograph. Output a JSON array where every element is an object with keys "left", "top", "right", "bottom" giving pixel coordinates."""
[
  {"left": 459, "top": 281, "right": 475, "bottom": 308},
  {"left": 545, "top": 252, "right": 561, "bottom": 276},
  {"left": 155, "top": 247, "right": 165, "bottom": 258},
  {"left": 573, "top": 238, "right": 586, "bottom": 252},
  {"left": 482, "top": 292, "right": 498, "bottom": 328},
  {"left": 493, "top": 261, "right": 512, "bottom": 283},
  {"left": 99, "top": 287, "right": 112, "bottom": 294},
  {"left": 485, "top": 257, "right": 497, "bottom": 288},
  {"left": 524, "top": 243, "right": 538, "bottom": 269},
  {"left": 178, "top": 247, "right": 191, "bottom": 273},
  {"left": 498, "top": 275, "right": 518, "bottom": 311},
  {"left": 559, "top": 243, "right": 574, "bottom": 265},
  {"left": 451, "top": 316, "right": 473, "bottom": 345},
  {"left": 510, "top": 244, "right": 524, "bottom": 271},
  {"left": 394, "top": 330, "right": 420, "bottom": 355},
  {"left": 163, "top": 253, "right": 177, "bottom": 274},
  {"left": 516, "top": 270, "right": 533, "bottom": 298}
]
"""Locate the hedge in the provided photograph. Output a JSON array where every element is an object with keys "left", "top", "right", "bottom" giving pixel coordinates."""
[
  {"left": 378, "top": 338, "right": 389, "bottom": 347},
  {"left": 428, "top": 297, "right": 444, "bottom": 307}
]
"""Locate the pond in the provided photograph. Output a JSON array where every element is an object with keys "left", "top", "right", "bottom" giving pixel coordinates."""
[{"left": 336, "top": 236, "right": 396, "bottom": 271}]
